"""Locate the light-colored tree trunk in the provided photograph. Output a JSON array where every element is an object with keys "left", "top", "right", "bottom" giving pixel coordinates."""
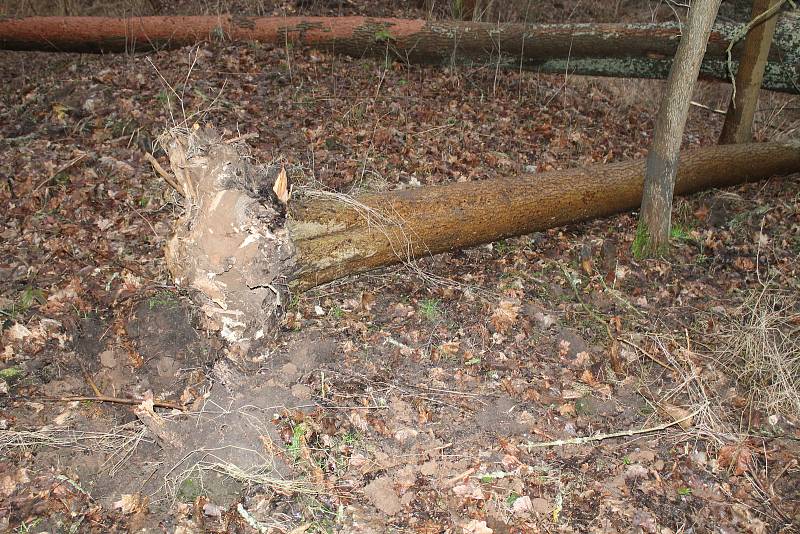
[
  {"left": 0, "top": 16, "right": 796, "bottom": 93},
  {"left": 637, "top": 0, "right": 723, "bottom": 257},
  {"left": 719, "top": 0, "right": 782, "bottom": 144}
]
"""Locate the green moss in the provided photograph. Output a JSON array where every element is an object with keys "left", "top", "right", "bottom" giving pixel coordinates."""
[
  {"left": 632, "top": 220, "right": 670, "bottom": 258},
  {"left": 0, "top": 366, "right": 24, "bottom": 382},
  {"left": 632, "top": 222, "right": 650, "bottom": 260},
  {"left": 176, "top": 477, "right": 204, "bottom": 502},
  {"left": 148, "top": 290, "right": 179, "bottom": 310}
]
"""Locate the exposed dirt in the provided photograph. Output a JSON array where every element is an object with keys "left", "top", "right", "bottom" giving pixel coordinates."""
[{"left": 2, "top": 1, "right": 800, "bottom": 533}]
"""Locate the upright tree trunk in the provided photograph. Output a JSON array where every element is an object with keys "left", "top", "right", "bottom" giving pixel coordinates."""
[
  {"left": 719, "top": 0, "right": 782, "bottom": 144},
  {"left": 637, "top": 0, "right": 722, "bottom": 257},
  {"left": 0, "top": 16, "right": 796, "bottom": 93}
]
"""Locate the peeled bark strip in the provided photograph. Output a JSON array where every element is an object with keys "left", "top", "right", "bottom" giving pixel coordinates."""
[
  {"left": 0, "top": 15, "right": 797, "bottom": 93},
  {"left": 163, "top": 127, "right": 799, "bottom": 342}
]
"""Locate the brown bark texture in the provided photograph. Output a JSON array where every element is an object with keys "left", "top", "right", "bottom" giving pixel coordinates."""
[
  {"left": 719, "top": 0, "right": 782, "bottom": 144},
  {"left": 163, "top": 128, "right": 799, "bottom": 342},
  {"left": 639, "top": 0, "right": 721, "bottom": 256},
  {"left": 0, "top": 15, "right": 797, "bottom": 93},
  {"left": 461, "top": 0, "right": 476, "bottom": 20},
  {"left": 291, "top": 141, "right": 799, "bottom": 289}
]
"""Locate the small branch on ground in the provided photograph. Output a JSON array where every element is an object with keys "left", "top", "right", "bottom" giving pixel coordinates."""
[
  {"left": 526, "top": 408, "right": 702, "bottom": 449},
  {"left": 37, "top": 395, "right": 184, "bottom": 411}
]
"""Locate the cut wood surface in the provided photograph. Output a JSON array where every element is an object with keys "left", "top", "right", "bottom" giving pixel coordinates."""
[{"left": 1, "top": 15, "right": 798, "bottom": 92}]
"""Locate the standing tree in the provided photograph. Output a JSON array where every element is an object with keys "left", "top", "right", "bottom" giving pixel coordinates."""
[
  {"left": 719, "top": 0, "right": 783, "bottom": 144},
  {"left": 636, "top": 0, "right": 723, "bottom": 257}
]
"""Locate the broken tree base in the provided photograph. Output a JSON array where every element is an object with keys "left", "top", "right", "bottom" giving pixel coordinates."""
[
  {"left": 163, "top": 127, "right": 295, "bottom": 343},
  {"left": 163, "top": 127, "right": 800, "bottom": 343}
]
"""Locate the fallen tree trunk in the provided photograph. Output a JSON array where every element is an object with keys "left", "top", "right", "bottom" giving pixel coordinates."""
[
  {"left": 161, "top": 127, "right": 799, "bottom": 342},
  {"left": 1, "top": 15, "right": 798, "bottom": 93}
]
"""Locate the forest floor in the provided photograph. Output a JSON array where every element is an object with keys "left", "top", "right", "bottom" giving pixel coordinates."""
[{"left": 1, "top": 1, "right": 799, "bottom": 533}]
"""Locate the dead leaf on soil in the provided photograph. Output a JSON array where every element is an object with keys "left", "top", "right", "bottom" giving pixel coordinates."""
[
  {"left": 511, "top": 495, "right": 534, "bottom": 515},
  {"left": 490, "top": 300, "right": 519, "bottom": 333},
  {"left": 559, "top": 403, "right": 576, "bottom": 416},
  {"left": 452, "top": 481, "right": 485, "bottom": 500},
  {"left": 530, "top": 496, "right": 551, "bottom": 515},
  {"left": 660, "top": 404, "right": 694, "bottom": 430},
  {"left": 360, "top": 292, "right": 376, "bottom": 311},
  {"left": 439, "top": 340, "right": 461, "bottom": 355},
  {"left": 5, "top": 323, "right": 32, "bottom": 342},
  {"left": 363, "top": 476, "right": 402, "bottom": 516},
  {"left": 0, "top": 468, "right": 29, "bottom": 497},
  {"left": 718, "top": 444, "right": 752, "bottom": 476},
  {"left": 113, "top": 493, "right": 149, "bottom": 515},
  {"left": 462, "top": 519, "right": 493, "bottom": 534}
]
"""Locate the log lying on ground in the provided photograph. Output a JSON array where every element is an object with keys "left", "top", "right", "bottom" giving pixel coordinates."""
[
  {"left": 162, "top": 127, "right": 800, "bottom": 343},
  {"left": 1, "top": 15, "right": 798, "bottom": 93}
]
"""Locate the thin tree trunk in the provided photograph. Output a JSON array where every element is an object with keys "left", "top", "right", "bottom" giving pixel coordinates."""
[
  {"left": 161, "top": 128, "right": 800, "bottom": 341},
  {"left": 637, "top": 0, "right": 722, "bottom": 257},
  {"left": 719, "top": 0, "right": 782, "bottom": 144},
  {"left": 0, "top": 16, "right": 796, "bottom": 93}
]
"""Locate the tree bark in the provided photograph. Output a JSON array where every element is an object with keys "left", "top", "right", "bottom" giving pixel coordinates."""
[
  {"left": 461, "top": 0, "right": 476, "bottom": 20},
  {"left": 161, "top": 127, "right": 800, "bottom": 341},
  {"left": 0, "top": 15, "right": 797, "bottom": 93},
  {"left": 638, "top": 0, "right": 722, "bottom": 257},
  {"left": 719, "top": 0, "right": 782, "bottom": 144}
]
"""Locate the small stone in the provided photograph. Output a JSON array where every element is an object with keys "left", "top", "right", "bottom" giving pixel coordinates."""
[
  {"left": 281, "top": 362, "right": 299, "bottom": 381},
  {"left": 156, "top": 357, "right": 176, "bottom": 377}
]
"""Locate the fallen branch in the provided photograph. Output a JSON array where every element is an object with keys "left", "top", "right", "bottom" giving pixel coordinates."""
[
  {"left": 526, "top": 407, "right": 702, "bottom": 449},
  {"left": 38, "top": 395, "right": 184, "bottom": 411}
]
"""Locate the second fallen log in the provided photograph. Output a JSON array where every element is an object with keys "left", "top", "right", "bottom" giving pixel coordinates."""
[{"left": 0, "top": 15, "right": 798, "bottom": 93}]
